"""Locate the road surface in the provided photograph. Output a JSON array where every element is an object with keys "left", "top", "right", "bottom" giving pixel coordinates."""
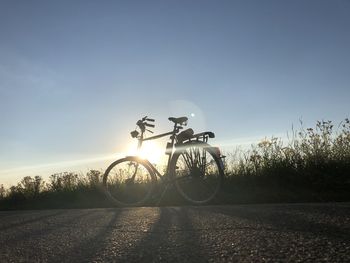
[{"left": 0, "top": 203, "right": 349, "bottom": 262}]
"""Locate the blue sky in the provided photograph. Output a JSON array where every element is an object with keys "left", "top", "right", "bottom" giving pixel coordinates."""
[{"left": 1, "top": 0, "right": 349, "bottom": 184}]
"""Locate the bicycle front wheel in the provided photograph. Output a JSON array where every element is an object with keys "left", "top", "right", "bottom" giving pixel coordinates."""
[
  {"left": 170, "top": 142, "right": 224, "bottom": 204},
  {"left": 103, "top": 156, "right": 156, "bottom": 206}
]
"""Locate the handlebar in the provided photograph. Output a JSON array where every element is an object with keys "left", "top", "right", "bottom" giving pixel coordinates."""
[
  {"left": 136, "top": 117, "right": 155, "bottom": 133},
  {"left": 141, "top": 116, "right": 155, "bottom": 122}
]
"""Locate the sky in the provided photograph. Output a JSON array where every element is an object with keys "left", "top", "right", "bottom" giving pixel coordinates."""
[{"left": 1, "top": 0, "right": 349, "bottom": 185}]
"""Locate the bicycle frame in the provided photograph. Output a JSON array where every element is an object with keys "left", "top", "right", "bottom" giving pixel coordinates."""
[{"left": 135, "top": 122, "right": 181, "bottom": 179}]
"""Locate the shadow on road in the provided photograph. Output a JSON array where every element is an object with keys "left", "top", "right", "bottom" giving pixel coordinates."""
[
  {"left": 201, "top": 204, "right": 350, "bottom": 239},
  {"left": 53, "top": 209, "right": 122, "bottom": 263},
  {"left": 125, "top": 207, "right": 207, "bottom": 262},
  {"left": 0, "top": 210, "right": 66, "bottom": 231},
  {"left": 1, "top": 210, "right": 94, "bottom": 249}
]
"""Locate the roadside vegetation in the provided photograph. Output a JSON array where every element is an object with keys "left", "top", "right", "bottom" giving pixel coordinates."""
[
  {"left": 221, "top": 118, "right": 350, "bottom": 204},
  {"left": 1, "top": 119, "right": 349, "bottom": 209},
  {"left": 0, "top": 170, "right": 109, "bottom": 209}
]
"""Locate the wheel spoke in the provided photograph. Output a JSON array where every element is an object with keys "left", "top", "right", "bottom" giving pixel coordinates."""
[
  {"left": 174, "top": 144, "right": 222, "bottom": 204},
  {"left": 103, "top": 158, "right": 154, "bottom": 206},
  {"left": 182, "top": 151, "right": 193, "bottom": 171}
]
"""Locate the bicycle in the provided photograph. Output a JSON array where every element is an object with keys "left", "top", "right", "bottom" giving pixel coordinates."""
[{"left": 103, "top": 116, "right": 225, "bottom": 206}]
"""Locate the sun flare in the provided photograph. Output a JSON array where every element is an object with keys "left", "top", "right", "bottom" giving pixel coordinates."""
[{"left": 127, "top": 141, "right": 164, "bottom": 164}]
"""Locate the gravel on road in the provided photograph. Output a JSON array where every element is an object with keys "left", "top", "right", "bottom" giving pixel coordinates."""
[{"left": 0, "top": 203, "right": 349, "bottom": 262}]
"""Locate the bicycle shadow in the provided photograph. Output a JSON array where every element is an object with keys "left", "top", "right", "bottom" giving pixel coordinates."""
[{"left": 124, "top": 206, "right": 207, "bottom": 262}]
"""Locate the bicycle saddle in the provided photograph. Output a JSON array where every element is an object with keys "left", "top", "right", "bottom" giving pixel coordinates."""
[{"left": 168, "top": 116, "right": 188, "bottom": 125}]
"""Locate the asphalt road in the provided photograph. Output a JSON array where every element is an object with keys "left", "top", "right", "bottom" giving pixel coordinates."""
[{"left": 0, "top": 203, "right": 349, "bottom": 262}]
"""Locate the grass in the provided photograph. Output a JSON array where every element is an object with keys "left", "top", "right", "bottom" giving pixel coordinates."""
[
  {"left": 1, "top": 118, "right": 350, "bottom": 209},
  {"left": 221, "top": 118, "right": 350, "bottom": 203}
]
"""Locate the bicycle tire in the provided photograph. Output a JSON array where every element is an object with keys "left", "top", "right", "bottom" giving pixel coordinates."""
[
  {"left": 103, "top": 156, "right": 156, "bottom": 207},
  {"left": 170, "top": 142, "right": 224, "bottom": 205}
]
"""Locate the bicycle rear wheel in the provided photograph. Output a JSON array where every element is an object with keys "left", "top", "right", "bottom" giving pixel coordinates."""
[
  {"left": 103, "top": 156, "right": 156, "bottom": 206},
  {"left": 170, "top": 142, "right": 224, "bottom": 204}
]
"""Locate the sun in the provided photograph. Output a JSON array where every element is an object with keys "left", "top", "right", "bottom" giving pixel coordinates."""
[{"left": 127, "top": 140, "right": 164, "bottom": 164}]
